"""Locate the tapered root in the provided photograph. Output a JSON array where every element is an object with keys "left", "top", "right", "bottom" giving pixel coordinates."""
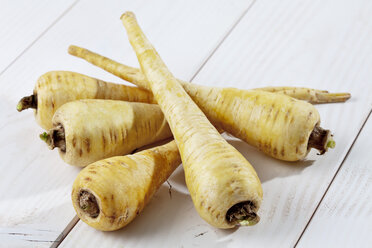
[
  {"left": 17, "top": 94, "right": 37, "bottom": 111},
  {"left": 308, "top": 125, "right": 335, "bottom": 155},
  {"left": 311, "top": 92, "right": 351, "bottom": 103},
  {"left": 226, "top": 201, "right": 259, "bottom": 226},
  {"left": 79, "top": 190, "right": 99, "bottom": 218},
  {"left": 256, "top": 87, "right": 351, "bottom": 104},
  {"left": 39, "top": 124, "right": 66, "bottom": 152}
]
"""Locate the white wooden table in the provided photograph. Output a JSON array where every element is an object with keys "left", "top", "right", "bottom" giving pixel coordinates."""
[{"left": 1, "top": 0, "right": 371, "bottom": 247}]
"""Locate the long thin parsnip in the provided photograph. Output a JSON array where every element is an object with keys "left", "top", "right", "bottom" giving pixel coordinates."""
[
  {"left": 68, "top": 45, "right": 351, "bottom": 104},
  {"left": 256, "top": 86, "right": 350, "bottom": 103},
  {"left": 40, "top": 99, "right": 171, "bottom": 166},
  {"left": 68, "top": 46, "right": 337, "bottom": 161},
  {"left": 121, "top": 12, "right": 263, "bottom": 228},
  {"left": 17, "top": 71, "right": 155, "bottom": 129},
  {"left": 72, "top": 140, "right": 181, "bottom": 231}
]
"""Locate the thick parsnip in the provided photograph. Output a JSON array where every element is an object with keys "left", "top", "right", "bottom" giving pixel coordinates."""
[
  {"left": 40, "top": 99, "right": 171, "bottom": 166},
  {"left": 121, "top": 12, "right": 262, "bottom": 228},
  {"left": 17, "top": 71, "right": 155, "bottom": 129},
  {"left": 68, "top": 45, "right": 351, "bottom": 104},
  {"left": 72, "top": 140, "right": 181, "bottom": 231},
  {"left": 16, "top": 71, "right": 333, "bottom": 160},
  {"left": 68, "top": 46, "right": 337, "bottom": 161}
]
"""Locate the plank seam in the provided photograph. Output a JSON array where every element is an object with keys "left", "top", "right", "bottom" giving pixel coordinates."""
[
  {"left": 0, "top": 0, "right": 81, "bottom": 77},
  {"left": 52, "top": 216, "right": 80, "bottom": 248},
  {"left": 294, "top": 107, "right": 372, "bottom": 247},
  {"left": 189, "top": 0, "right": 257, "bottom": 82}
]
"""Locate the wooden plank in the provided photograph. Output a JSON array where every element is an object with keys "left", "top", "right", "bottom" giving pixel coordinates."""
[
  {"left": 0, "top": 0, "right": 254, "bottom": 247},
  {"left": 60, "top": 0, "right": 372, "bottom": 247},
  {"left": 0, "top": 0, "right": 77, "bottom": 74},
  {"left": 297, "top": 113, "right": 372, "bottom": 248},
  {"left": 190, "top": 0, "right": 372, "bottom": 247}
]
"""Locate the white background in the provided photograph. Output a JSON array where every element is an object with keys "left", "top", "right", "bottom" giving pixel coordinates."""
[{"left": 0, "top": 0, "right": 371, "bottom": 247}]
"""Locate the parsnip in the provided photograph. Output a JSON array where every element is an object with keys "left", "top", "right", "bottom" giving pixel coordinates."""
[
  {"left": 16, "top": 69, "right": 345, "bottom": 133},
  {"left": 40, "top": 99, "right": 171, "bottom": 167},
  {"left": 17, "top": 71, "right": 155, "bottom": 130},
  {"left": 68, "top": 46, "right": 337, "bottom": 161},
  {"left": 68, "top": 45, "right": 351, "bottom": 104},
  {"left": 72, "top": 140, "right": 181, "bottom": 231},
  {"left": 257, "top": 86, "right": 350, "bottom": 103},
  {"left": 121, "top": 11, "right": 262, "bottom": 228}
]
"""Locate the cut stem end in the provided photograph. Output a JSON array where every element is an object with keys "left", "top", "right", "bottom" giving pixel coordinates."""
[
  {"left": 40, "top": 124, "right": 66, "bottom": 152},
  {"left": 79, "top": 190, "right": 99, "bottom": 218},
  {"left": 17, "top": 94, "right": 37, "bottom": 112},
  {"left": 308, "top": 125, "right": 335, "bottom": 155},
  {"left": 226, "top": 201, "right": 259, "bottom": 226}
]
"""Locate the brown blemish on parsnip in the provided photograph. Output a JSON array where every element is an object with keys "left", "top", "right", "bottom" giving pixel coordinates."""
[
  {"left": 285, "top": 110, "right": 291, "bottom": 121},
  {"left": 85, "top": 138, "right": 91, "bottom": 153},
  {"left": 102, "top": 132, "right": 106, "bottom": 150},
  {"left": 273, "top": 110, "right": 279, "bottom": 122}
]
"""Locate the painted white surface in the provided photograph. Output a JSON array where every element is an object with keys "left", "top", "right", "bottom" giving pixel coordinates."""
[
  {"left": 190, "top": 0, "right": 372, "bottom": 246},
  {"left": 61, "top": 0, "right": 372, "bottom": 247},
  {"left": 297, "top": 116, "right": 372, "bottom": 248},
  {"left": 190, "top": 0, "right": 372, "bottom": 247},
  {"left": 0, "top": 0, "right": 254, "bottom": 247},
  {"left": 1, "top": 0, "right": 372, "bottom": 247},
  {"left": 0, "top": 0, "right": 76, "bottom": 73}
]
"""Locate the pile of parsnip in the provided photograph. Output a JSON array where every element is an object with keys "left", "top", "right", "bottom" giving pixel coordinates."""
[{"left": 17, "top": 12, "right": 350, "bottom": 231}]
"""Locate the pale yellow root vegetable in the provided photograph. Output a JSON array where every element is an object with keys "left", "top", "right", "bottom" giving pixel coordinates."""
[
  {"left": 72, "top": 140, "right": 181, "bottom": 231},
  {"left": 121, "top": 11, "right": 263, "bottom": 228},
  {"left": 68, "top": 45, "right": 336, "bottom": 161},
  {"left": 40, "top": 99, "right": 171, "bottom": 167},
  {"left": 16, "top": 71, "right": 155, "bottom": 130},
  {"left": 256, "top": 86, "right": 351, "bottom": 103},
  {"left": 68, "top": 45, "right": 351, "bottom": 104}
]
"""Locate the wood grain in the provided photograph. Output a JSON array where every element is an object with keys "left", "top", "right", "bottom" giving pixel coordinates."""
[
  {"left": 297, "top": 114, "right": 372, "bottom": 248},
  {"left": 191, "top": 0, "right": 372, "bottom": 247},
  {"left": 61, "top": 0, "right": 372, "bottom": 247},
  {"left": 0, "top": 0, "right": 254, "bottom": 247},
  {"left": 0, "top": 0, "right": 76, "bottom": 74}
]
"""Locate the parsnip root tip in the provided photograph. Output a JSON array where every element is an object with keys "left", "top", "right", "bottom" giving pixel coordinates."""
[
  {"left": 315, "top": 92, "right": 351, "bottom": 103},
  {"left": 226, "top": 201, "right": 259, "bottom": 226},
  {"left": 17, "top": 95, "right": 37, "bottom": 112},
  {"left": 68, "top": 45, "right": 77, "bottom": 55},
  {"left": 79, "top": 190, "right": 100, "bottom": 218},
  {"left": 120, "top": 11, "right": 136, "bottom": 21},
  {"left": 341, "top": 92, "right": 351, "bottom": 101}
]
